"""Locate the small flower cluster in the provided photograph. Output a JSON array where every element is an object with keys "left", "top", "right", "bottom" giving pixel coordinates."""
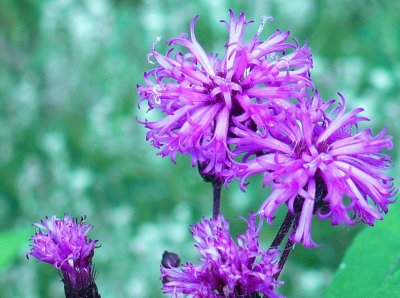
[
  {"left": 28, "top": 214, "right": 100, "bottom": 297},
  {"left": 161, "top": 214, "right": 283, "bottom": 298}
]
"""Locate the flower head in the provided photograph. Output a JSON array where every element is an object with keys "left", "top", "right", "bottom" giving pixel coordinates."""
[
  {"left": 28, "top": 214, "right": 99, "bottom": 295},
  {"left": 231, "top": 93, "right": 395, "bottom": 247},
  {"left": 161, "top": 214, "right": 283, "bottom": 297},
  {"left": 138, "top": 10, "right": 313, "bottom": 180}
]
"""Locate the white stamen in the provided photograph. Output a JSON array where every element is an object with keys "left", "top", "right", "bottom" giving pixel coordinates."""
[
  {"left": 266, "top": 16, "right": 274, "bottom": 22},
  {"left": 68, "top": 258, "right": 74, "bottom": 268},
  {"left": 268, "top": 52, "right": 279, "bottom": 62},
  {"left": 152, "top": 85, "right": 161, "bottom": 104},
  {"left": 256, "top": 16, "right": 273, "bottom": 38},
  {"left": 146, "top": 36, "right": 163, "bottom": 64}
]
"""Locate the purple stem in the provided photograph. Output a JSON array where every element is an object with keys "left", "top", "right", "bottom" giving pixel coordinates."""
[
  {"left": 197, "top": 164, "right": 222, "bottom": 217},
  {"left": 273, "top": 237, "right": 295, "bottom": 279},
  {"left": 270, "top": 211, "right": 295, "bottom": 248},
  {"left": 212, "top": 180, "right": 222, "bottom": 218},
  {"left": 272, "top": 212, "right": 300, "bottom": 279}
]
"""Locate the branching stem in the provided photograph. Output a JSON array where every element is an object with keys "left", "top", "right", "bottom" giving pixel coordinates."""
[
  {"left": 273, "top": 237, "right": 295, "bottom": 279},
  {"left": 269, "top": 208, "right": 301, "bottom": 279},
  {"left": 270, "top": 211, "right": 295, "bottom": 248}
]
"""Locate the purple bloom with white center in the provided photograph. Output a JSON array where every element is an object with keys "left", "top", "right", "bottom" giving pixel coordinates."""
[
  {"left": 231, "top": 93, "right": 395, "bottom": 247},
  {"left": 28, "top": 214, "right": 100, "bottom": 296},
  {"left": 161, "top": 214, "right": 283, "bottom": 298},
  {"left": 138, "top": 10, "right": 313, "bottom": 180}
]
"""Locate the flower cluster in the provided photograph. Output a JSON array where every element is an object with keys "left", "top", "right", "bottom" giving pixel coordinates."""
[
  {"left": 139, "top": 10, "right": 395, "bottom": 248},
  {"left": 28, "top": 214, "right": 100, "bottom": 296},
  {"left": 23, "top": 8, "right": 396, "bottom": 298},
  {"left": 138, "top": 10, "right": 313, "bottom": 180},
  {"left": 161, "top": 214, "right": 282, "bottom": 298},
  {"left": 231, "top": 93, "right": 395, "bottom": 247}
]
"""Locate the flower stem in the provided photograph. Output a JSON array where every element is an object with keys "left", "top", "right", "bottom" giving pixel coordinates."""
[
  {"left": 273, "top": 237, "right": 295, "bottom": 279},
  {"left": 63, "top": 272, "right": 101, "bottom": 298},
  {"left": 197, "top": 164, "right": 223, "bottom": 217},
  {"left": 212, "top": 180, "right": 222, "bottom": 217},
  {"left": 270, "top": 211, "right": 295, "bottom": 248},
  {"left": 271, "top": 212, "right": 300, "bottom": 279}
]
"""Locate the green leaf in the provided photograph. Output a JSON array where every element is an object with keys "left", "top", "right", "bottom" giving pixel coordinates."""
[
  {"left": 372, "top": 269, "right": 400, "bottom": 297},
  {"left": 0, "top": 228, "right": 31, "bottom": 270},
  {"left": 325, "top": 204, "right": 400, "bottom": 298}
]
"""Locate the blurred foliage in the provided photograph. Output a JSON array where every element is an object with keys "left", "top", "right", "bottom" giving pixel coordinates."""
[
  {"left": 0, "top": 229, "right": 30, "bottom": 269},
  {"left": 0, "top": 0, "right": 398, "bottom": 297}
]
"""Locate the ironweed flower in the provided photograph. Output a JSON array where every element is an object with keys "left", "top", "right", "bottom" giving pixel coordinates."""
[
  {"left": 161, "top": 214, "right": 283, "bottom": 297},
  {"left": 138, "top": 10, "right": 313, "bottom": 180},
  {"left": 231, "top": 93, "right": 395, "bottom": 247},
  {"left": 28, "top": 214, "right": 100, "bottom": 297}
]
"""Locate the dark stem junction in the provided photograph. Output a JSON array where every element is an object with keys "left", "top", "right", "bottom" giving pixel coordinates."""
[
  {"left": 62, "top": 269, "right": 101, "bottom": 298},
  {"left": 270, "top": 176, "right": 328, "bottom": 279},
  {"left": 198, "top": 164, "right": 223, "bottom": 217}
]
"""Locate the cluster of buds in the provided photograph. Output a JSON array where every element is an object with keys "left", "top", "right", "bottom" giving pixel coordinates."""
[
  {"left": 161, "top": 214, "right": 283, "bottom": 297},
  {"left": 27, "top": 214, "right": 100, "bottom": 298}
]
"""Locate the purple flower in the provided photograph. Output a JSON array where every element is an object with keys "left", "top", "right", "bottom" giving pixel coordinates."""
[
  {"left": 161, "top": 214, "right": 283, "bottom": 297},
  {"left": 231, "top": 93, "right": 395, "bottom": 247},
  {"left": 28, "top": 214, "right": 99, "bottom": 295},
  {"left": 138, "top": 10, "right": 313, "bottom": 180}
]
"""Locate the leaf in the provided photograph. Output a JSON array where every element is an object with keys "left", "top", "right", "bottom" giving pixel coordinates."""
[
  {"left": 325, "top": 203, "right": 400, "bottom": 298},
  {"left": 0, "top": 228, "right": 31, "bottom": 270},
  {"left": 372, "top": 269, "right": 400, "bottom": 297}
]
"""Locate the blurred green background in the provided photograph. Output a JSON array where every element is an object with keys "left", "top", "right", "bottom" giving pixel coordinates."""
[{"left": 0, "top": 0, "right": 399, "bottom": 297}]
